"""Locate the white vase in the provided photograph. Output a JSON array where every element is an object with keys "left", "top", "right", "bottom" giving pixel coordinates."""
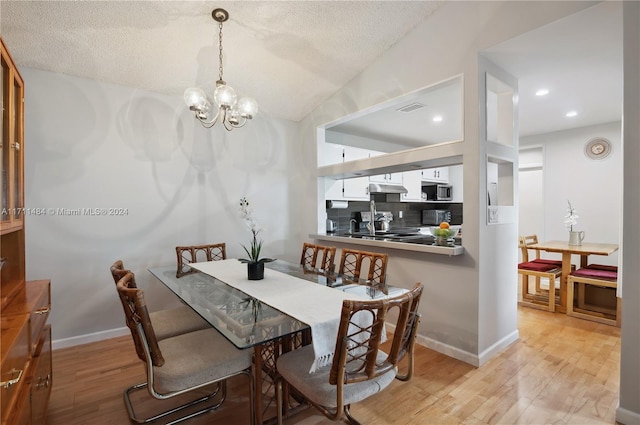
[{"left": 568, "top": 230, "right": 585, "bottom": 246}]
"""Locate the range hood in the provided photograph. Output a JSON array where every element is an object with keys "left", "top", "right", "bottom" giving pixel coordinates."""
[{"left": 368, "top": 183, "right": 408, "bottom": 194}]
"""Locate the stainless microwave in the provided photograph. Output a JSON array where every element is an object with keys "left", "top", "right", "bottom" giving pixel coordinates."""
[
  {"left": 422, "top": 209, "right": 451, "bottom": 225},
  {"left": 423, "top": 184, "right": 452, "bottom": 201}
]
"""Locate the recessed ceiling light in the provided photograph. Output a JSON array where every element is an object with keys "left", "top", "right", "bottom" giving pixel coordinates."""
[
  {"left": 432, "top": 115, "right": 443, "bottom": 123},
  {"left": 535, "top": 89, "right": 549, "bottom": 96},
  {"left": 566, "top": 110, "right": 578, "bottom": 117}
]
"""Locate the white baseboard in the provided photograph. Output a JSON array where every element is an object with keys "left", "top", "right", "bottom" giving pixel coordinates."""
[
  {"left": 386, "top": 323, "right": 519, "bottom": 367},
  {"left": 616, "top": 406, "right": 640, "bottom": 425},
  {"left": 52, "top": 327, "right": 130, "bottom": 351},
  {"left": 414, "top": 333, "right": 480, "bottom": 366},
  {"left": 55, "top": 325, "right": 519, "bottom": 369},
  {"left": 477, "top": 330, "right": 520, "bottom": 366}
]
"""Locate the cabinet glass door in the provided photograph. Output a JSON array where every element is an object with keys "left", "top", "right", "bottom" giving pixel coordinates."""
[
  {"left": 0, "top": 42, "right": 24, "bottom": 232},
  {"left": 1, "top": 53, "right": 9, "bottom": 222},
  {"left": 11, "top": 75, "right": 23, "bottom": 221}
]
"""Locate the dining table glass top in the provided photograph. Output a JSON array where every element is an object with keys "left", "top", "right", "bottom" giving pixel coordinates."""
[{"left": 149, "top": 260, "right": 401, "bottom": 350}]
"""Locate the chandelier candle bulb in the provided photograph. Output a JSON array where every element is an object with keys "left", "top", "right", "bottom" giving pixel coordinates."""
[{"left": 213, "top": 84, "right": 237, "bottom": 108}]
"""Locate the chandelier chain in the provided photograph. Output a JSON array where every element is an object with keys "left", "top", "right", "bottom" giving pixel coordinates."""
[{"left": 218, "top": 21, "right": 224, "bottom": 82}]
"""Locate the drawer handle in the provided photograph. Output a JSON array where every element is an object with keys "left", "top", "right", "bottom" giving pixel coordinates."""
[
  {"left": 35, "top": 307, "right": 51, "bottom": 315},
  {"left": 36, "top": 374, "right": 51, "bottom": 388},
  {"left": 1, "top": 368, "right": 24, "bottom": 389}
]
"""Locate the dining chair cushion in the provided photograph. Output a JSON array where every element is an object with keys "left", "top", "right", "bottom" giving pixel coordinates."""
[
  {"left": 277, "top": 344, "right": 396, "bottom": 408},
  {"left": 154, "top": 328, "right": 252, "bottom": 394},
  {"left": 518, "top": 261, "right": 558, "bottom": 272},
  {"left": 149, "top": 306, "right": 211, "bottom": 340},
  {"left": 571, "top": 268, "right": 618, "bottom": 281},
  {"left": 585, "top": 264, "right": 618, "bottom": 272}
]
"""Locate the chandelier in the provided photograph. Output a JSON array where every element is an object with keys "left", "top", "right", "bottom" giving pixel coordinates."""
[{"left": 184, "top": 8, "right": 258, "bottom": 130}]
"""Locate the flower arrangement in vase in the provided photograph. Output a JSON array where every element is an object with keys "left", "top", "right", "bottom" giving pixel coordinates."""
[
  {"left": 564, "top": 200, "right": 584, "bottom": 245},
  {"left": 239, "top": 197, "right": 275, "bottom": 280}
]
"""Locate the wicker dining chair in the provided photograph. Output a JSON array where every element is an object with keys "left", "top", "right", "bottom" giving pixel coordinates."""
[
  {"left": 116, "top": 271, "right": 255, "bottom": 424},
  {"left": 275, "top": 283, "right": 423, "bottom": 425},
  {"left": 300, "top": 242, "right": 337, "bottom": 272},
  {"left": 110, "top": 260, "right": 209, "bottom": 340},
  {"left": 337, "top": 249, "right": 388, "bottom": 284},
  {"left": 176, "top": 243, "right": 227, "bottom": 278}
]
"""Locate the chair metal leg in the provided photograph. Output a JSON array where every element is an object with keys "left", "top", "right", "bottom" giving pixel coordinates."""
[
  {"left": 343, "top": 404, "right": 362, "bottom": 425},
  {"left": 276, "top": 378, "right": 283, "bottom": 425},
  {"left": 123, "top": 381, "right": 225, "bottom": 424}
]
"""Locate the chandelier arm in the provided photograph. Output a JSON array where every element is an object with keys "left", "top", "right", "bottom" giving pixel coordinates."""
[
  {"left": 197, "top": 108, "right": 222, "bottom": 128},
  {"left": 231, "top": 117, "right": 248, "bottom": 129}
]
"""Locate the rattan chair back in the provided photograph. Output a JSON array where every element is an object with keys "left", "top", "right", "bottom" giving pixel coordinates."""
[
  {"left": 300, "top": 242, "right": 337, "bottom": 271},
  {"left": 116, "top": 272, "right": 164, "bottom": 365},
  {"left": 329, "top": 283, "right": 423, "bottom": 386},
  {"left": 110, "top": 259, "right": 133, "bottom": 285},
  {"left": 175, "top": 243, "right": 226, "bottom": 277},
  {"left": 338, "top": 249, "right": 388, "bottom": 284}
]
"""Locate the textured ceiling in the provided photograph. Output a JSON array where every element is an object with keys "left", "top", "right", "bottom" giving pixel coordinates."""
[
  {"left": 0, "top": 1, "right": 622, "bottom": 139},
  {"left": 0, "top": 0, "right": 443, "bottom": 122}
]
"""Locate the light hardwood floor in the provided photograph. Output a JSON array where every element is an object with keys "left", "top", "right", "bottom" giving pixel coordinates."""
[{"left": 46, "top": 307, "right": 621, "bottom": 424}]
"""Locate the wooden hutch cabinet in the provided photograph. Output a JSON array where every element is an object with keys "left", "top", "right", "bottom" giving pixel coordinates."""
[{"left": 1, "top": 37, "right": 52, "bottom": 425}]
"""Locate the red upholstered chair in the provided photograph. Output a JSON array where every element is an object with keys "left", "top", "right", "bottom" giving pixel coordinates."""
[
  {"left": 518, "top": 235, "right": 562, "bottom": 312},
  {"left": 567, "top": 264, "right": 620, "bottom": 327}
]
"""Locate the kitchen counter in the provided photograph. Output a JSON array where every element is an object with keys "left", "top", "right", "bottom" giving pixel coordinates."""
[{"left": 310, "top": 231, "right": 465, "bottom": 256}]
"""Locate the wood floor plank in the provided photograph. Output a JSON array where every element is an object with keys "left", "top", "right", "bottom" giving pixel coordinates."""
[{"left": 46, "top": 307, "right": 621, "bottom": 425}]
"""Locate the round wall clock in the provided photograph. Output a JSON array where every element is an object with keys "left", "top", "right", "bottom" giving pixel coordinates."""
[{"left": 585, "top": 137, "right": 612, "bottom": 160}]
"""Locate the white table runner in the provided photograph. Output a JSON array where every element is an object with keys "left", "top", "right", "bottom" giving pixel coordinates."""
[{"left": 191, "top": 259, "right": 371, "bottom": 372}]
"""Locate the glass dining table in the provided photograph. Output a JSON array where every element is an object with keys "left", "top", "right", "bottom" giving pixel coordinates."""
[{"left": 148, "top": 259, "right": 404, "bottom": 424}]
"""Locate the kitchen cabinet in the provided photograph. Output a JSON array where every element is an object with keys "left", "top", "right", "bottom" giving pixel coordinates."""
[
  {"left": 401, "top": 170, "right": 423, "bottom": 202},
  {"left": 342, "top": 145, "right": 371, "bottom": 162},
  {"left": 343, "top": 176, "right": 370, "bottom": 200},
  {"left": 325, "top": 176, "right": 370, "bottom": 201},
  {"left": 369, "top": 172, "right": 403, "bottom": 185},
  {"left": 324, "top": 145, "right": 371, "bottom": 201},
  {"left": 0, "top": 38, "right": 52, "bottom": 425},
  {"left": 422, "top": 167, "right": 449, "bottom": 184}
]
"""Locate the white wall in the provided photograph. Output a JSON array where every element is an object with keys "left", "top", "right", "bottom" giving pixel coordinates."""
[
  {"left": 520, "top": 121, "right": 622, "bottom": 267},
  {"left": 22, "top": 68, "right": 300, "bottom": 346}
]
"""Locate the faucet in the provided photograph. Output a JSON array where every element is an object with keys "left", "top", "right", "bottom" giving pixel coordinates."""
[
  {"left": 349, "top": 219, "right": 358, "bottom": 234},
  {"left": 368, "top": 200, "right": 376, "bottom": 236}
]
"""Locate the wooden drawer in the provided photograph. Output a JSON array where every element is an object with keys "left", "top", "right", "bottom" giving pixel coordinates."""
[
  {"left": 0, "top": 313, "right": 30, "bottom": 423},
  {"left": 30, "top": 325, "right": 52, "bottom": 425},
  {"left": 27, "top": 282, "right": 50, "bottom": 356},
  {"left": 4, "top": 280, "right": 51, "bottom": 356},
  {"left": 3, "top": 383, "right": 31, "bottom": 425}
]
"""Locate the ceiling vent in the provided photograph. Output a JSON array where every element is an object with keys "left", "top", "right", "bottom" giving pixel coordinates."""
[{"left": 396, "top": 103, "right": 425, "bottom": 113}]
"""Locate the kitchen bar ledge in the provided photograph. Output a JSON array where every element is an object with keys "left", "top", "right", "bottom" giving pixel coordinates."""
[{"left": 310, "top": 233, "right": 465, "bottom": 256}]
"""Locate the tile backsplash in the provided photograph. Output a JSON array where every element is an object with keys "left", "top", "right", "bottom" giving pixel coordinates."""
[{"left": 325, "top": 197, "right": 463, "bottom": 234}]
